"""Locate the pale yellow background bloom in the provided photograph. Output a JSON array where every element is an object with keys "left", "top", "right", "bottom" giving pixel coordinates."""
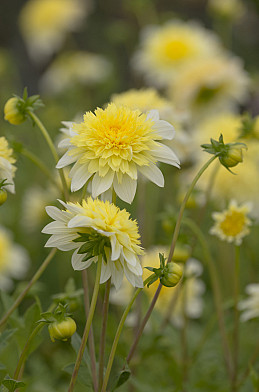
[{"left": 0, "top": 136, "right": 16, "bottom": 193}]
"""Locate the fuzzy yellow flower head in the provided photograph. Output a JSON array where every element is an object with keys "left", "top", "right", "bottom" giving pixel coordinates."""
[
  {"left": 42, "top": 197, "right": 144, "bottom": 289},
  {"left": 133, "top": 20, "right": 221, "bottom": 87},
  {"left": 0, "top": 137, "right": 16, "bottom": 194},
  {"left": 210, "top": 200, "right": 252, "bottom": 245},
  {"left": 19, "top": 0, "right": 90, "bottom": 60},
  {"left": 57, "top": 103, "right": 180, "bottom": 203}
]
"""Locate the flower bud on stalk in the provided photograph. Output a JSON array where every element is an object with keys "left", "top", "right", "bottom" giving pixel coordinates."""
[
  {"left": 48, "top": 317, "right": 77, "bottom": 342},
  {"left": 4, "top": 97, "right": 26, "bottom": 125},
  {"left": 160, "top": 262, "right": 183, "bottom": 287},
  {"left": 220, "top": 145, "right": 243, "bottom": 168},
  {"left": 0, "top": 189, "right": 7, "bottom": 206}
]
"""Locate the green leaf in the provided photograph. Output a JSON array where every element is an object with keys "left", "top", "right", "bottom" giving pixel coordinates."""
[
  {"left": 111, "top": 365, "right": 131, "bottom": 391},
  {"left": 0, "top": 329, "right": 17, "bottom": 353},
  {"left": 71, "top": 333, "right": 91, "bottom": 373},
  {"left": 250, "top": 366, "right": 259, "bottom": 391},
  {"left": 63, "top": 363, "right": 93, "bottom": 390},
  {"left": 1, "top": 375, "right": 25, "bottom": 392}
]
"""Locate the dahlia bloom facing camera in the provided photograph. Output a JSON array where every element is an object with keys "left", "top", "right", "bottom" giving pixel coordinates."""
[
  {"left": 57, "top": 103, "right": 180, "bottom": 204},
  {"left": 42, "top": 197, "right": 144, "bottom": 290}
]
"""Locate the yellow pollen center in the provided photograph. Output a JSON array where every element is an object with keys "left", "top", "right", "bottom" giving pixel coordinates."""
[
  {"left": 163, "top": 40, "right": 191, "bottom": 61},
  {"left": 220, "top": 211, "right": 246, "bottom": 237}
]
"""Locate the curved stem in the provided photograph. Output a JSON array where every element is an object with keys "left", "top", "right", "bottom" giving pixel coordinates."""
[
  {"left": 100, "top": 276, "right": 153, "bottom": 392},
  {"left": 0, "top": 248, "right": 57, "bottom": 329},
  {"left": 68, "top": 257, "right": 102, "bottom": 392},
  {"left": 98, "top": 278, "right": 111, "bottom": 391},
  {"left": 82, "top": 270, "right": 98, "bottom": 392},
  {"left": 183, "top": 217, "right": 233, "bottom": 379},
  {"left": 20, "top": 148, "right": 60, "bottom": 190},
  {"left": 27, "top": 111, "right": 69, "bottom": 201}
]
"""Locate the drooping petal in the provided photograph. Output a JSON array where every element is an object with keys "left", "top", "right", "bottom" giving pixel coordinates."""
[
  {"left": 152, "top": 143, "right": 180, "bottom": 167},
  {"left": 110, "top": 260, "right": 124, "bottom": 290},
  {"left": 113, "top": 174, "right": 137, "bottom": 204},
  {"left": 100, "top": 260, "right": 112, "bottom": 284},
  {"left": 56, "top": 150, "right": 78, "bottom": 169},
  {"left": 110, "top": 234, "right": 122, "bottom": 261},
  {"left": 70, "top": 162, "right": 93, "bottom": 192},
  {"left": 138, "top": 163, "right": 164, "bottom": 187},
  {"left": 152, "top": 120, "right": 175, "bottom": 140},
  {"left": 92, "top": 171, "right": 114, "bottom": 198},
  {"left": 72, "top": 250, "right": 97, "bottom": 270}
]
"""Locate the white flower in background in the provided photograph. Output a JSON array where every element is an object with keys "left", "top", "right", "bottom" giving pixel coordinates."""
[
  {"left": 42, "top": 197, "right": 144, "bottom": 290},
  {"left": 57, "top": 103, "right": 180, "bottom": 204},
  {"left": 40, "top": 51, "right": 112, "bottom": 95},
  {"left": 210, "top": 200, "right": 252, "bottom": 245},
  {"left": 19, "top": 0, "right": 91, "bottom": 61},
  {"left": 238, "top": 284, "right": 259, "bottom": 321},
  {"left": 133, "top": 20, "right": 221, "bottom": 87},
  {"left": 168, "top": 55, "right": 249, "bottom": 116},
  {"left": 0, "top": 226, "right": 30, "bottom": 291},
  {"left": 0, "top": 136, "right": 16, "bottom": 194}
]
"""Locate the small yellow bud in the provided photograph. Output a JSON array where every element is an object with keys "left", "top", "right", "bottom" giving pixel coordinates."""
[
  {"left": 221, "top": 146, "right": 243, "bottom": 168},
  {"left": 48, "top": 317, "right": 77, "bottom": 342},
  {"left": 4, "top": 97, "right": 26, "bottom": 125},
  {"left": 160, "top": 262, "right": 183, "bottom": 287},
  {"left": 0, "top": 189, "right": 7, "bottom": 206}
]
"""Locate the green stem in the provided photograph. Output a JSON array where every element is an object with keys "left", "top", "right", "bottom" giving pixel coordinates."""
[
  {"left": 183, "top": 217, "right": 233, "bottom": 379},
  {"left": 232, "top": 245, "right": 240, "bottom": 391},
  {"left": 100, "top": 276, "right": 153, "bottom": 392},
  {"left": 68, "top": 257, "right": 102, "bottom": 392},
  {"left": 20, "top": 148, "right": 60, "bottom": 190},
  {"left": 0, "top": 248, "right": 57, "bottom": 329},
  {"left": 82, "top": 270, "right": 98, "bottom": 392},
  {"left": 98, "top": 278, "right": 111, "bottom": 392},
  {"left": 14, "top": 304, "right": 56, "bottom": 380},
  {"left": 167, "top": 156, "right": 217, "bottom": 264},
  {"left": 27, "top": 111, "right": 69, "bottom": 201},
  {"left": 180, "top": 286, "right": 189, "bottom": 391}
]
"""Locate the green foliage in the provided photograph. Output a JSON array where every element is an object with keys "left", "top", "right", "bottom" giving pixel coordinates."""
[{"left": 1, "top": 376, "right": 25, "bottom": 392}]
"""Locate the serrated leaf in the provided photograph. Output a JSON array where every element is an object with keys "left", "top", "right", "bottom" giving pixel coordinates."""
[{"left": 1, "top": 376, "right": 25, "bottom": 392}]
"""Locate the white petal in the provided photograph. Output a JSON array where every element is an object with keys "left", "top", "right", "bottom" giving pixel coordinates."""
[
  {"left": 45, "top": 206, "right": 68, "bottom": 222},
  {"left": 68, "top": 215, "right": 93, "bottom": 228},
  {"left": 92, "top": 171, "right": 114, "bottom": 198},
  {"left": 58, "top": 199, "right": 83, "bottom": 214},
  {"left": 70, "top": 162, "right": 93, "bottom": 192},
  {"left": 123, "top": 265, "right": 138, "bottom": 287},
  {"left": 152, "top": 120, "right": 175, "bottom": 140},
  {"left": 138, "top": 163, "right": 164, "bottom": 187},
  {"left": 45, "top": 234, "right": 79, "bottom": 249},
  {"left": 152, "top": 143, "right": 180, "bottom": 167},
  {"left": 100, "top": 260, "right": 112, "bottom": 284},
  {"left": 71, "top": 250, "right": 96, "bottom": 270},
  {"left": 126, "top": 260, "right": 143, "bottom": 276},
  {"left": 134, "top": 275, "right": 144, "bottom": 288},
  {"left": 41, "top": 221, "right": 68, "bottom": 234},
  {"left": 110, "top": 261, "right": 124, "bottom": 290},
  {"left": 123, "top": 248, "right": 137, "bottom": 267},
  {"left": 146, "top": 109, "right": 159, "bottom": 121},
  {"left": 110, "top": 235, "right": 122, "bottom": 261},
  {"left": 56, "top": 150, "right": 77, "bottom": 169},
  {"left": 113, "top": 175, "right": 137, "bottom": 204}
]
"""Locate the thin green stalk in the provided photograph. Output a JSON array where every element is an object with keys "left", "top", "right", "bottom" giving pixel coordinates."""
[
  {"left": 82, "top": 270, "right": 98, "bottom": 392},
  {"left": 0, "top": 248, "right": 57, "bottom": 329},
  {"left": 180, "top": 287, "right": 189, "bottom": 391},
  {"left": 14, "top": 304, "right": 56, "bottom": 380},
  {"left": 27, "top": 111, "right": 69, "bottom": 201},
  {"left": 98, "top": 278, "right": 111, "bottom": 392},
  {"left": 167, "top": 156, "right": 217, "bottom": 263},
  {"left": 183, "top": 217, "right": 233, "bottom": 379},
  {"left": 100, "top": 276, "right": 153, "bottom": 392},
  {"left": 20, "top": 148, "right": 60, "bottom": 190},
  {"left": 124, "top": 156, "right": 217, "bottom": 367},
  {"left": 68, "top": 257, "right": 102, "bottom": 392},
  {"left": 232, "top": 245, "right": 240, "bottom": 392}
]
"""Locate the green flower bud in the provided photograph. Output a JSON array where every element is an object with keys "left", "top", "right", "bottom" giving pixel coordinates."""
[
  {"left": 4, "top": 97, "right": 26, "bottom": 125},
  {"left": 220, "top": 145, "right": 243, "bottom": 168},
  {"left": 0, "top": 189, "right": 7, "bottom": 206},
  {"left": 160, "top": 262, "right": 183, "bottom": 287},
  {"left": 48, "top": 317, "right": 76, "bottom": 342},
  {"left": 172, "top": 245, "right": 191, "bottom": 264}
]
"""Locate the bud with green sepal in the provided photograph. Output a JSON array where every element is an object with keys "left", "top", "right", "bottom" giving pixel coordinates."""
[
  {"left": 201, "top": 134, "right": 246, "bottom": 173},
  {"left": 145, "top": 253, "right": 183, "bottom": 288},
  {"left": 73, "top": 231, "right": 111, "bottom": 263},
  {"left": 38, "top": 303, "right": 76, "bottom": 342},
  {"left": 0, "top": 179, "right": 11, "bottom": 206},
  {"left": 4, "top": 87, "right": 43, "bottom": 125}
]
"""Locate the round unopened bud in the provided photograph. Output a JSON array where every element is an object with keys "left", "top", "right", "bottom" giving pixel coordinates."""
[
  {"left": 4, "top": 97, "right": 26, "bottom": 125},
  {"left": 221, "top": 146, "right": 243, "bottom": 168},
  {"left": 160, "top": 262, "right": 183, "bottom": 287},
  {"left": 0, "top": 189, "right": 7, "bottom": 206},
  {"left": 48, "top": 317, "right": 76, "bottom": 342}
]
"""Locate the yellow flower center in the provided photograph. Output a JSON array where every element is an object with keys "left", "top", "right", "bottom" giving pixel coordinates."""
[
  {"left": 70, "top": 104, "right": 159, "bottom": 176},
  {"left": 163, "top": 39, "right": 191, "bottom": 61},
  {"left": 0, "top": 137, "right": 16, "bottom": 164},
  {"left": 219, "top": 211, "right": 246, "bottom": 237}
]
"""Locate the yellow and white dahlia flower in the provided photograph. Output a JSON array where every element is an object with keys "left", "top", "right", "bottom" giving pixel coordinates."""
[
  {"left": 42, "top": 198, "right": 144, "bottom": 289},
  {"left": 133, "top": 20, "right": 221, "bottom": 87},
  {"left": 0, "top": 137, "right": 16, "bottom": 193},
  {"left": 57, "top": 103, "right": 180, "bottom": 203},
  {"left": 0, "top": 226, "right": 30, "bottom": 291}
]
